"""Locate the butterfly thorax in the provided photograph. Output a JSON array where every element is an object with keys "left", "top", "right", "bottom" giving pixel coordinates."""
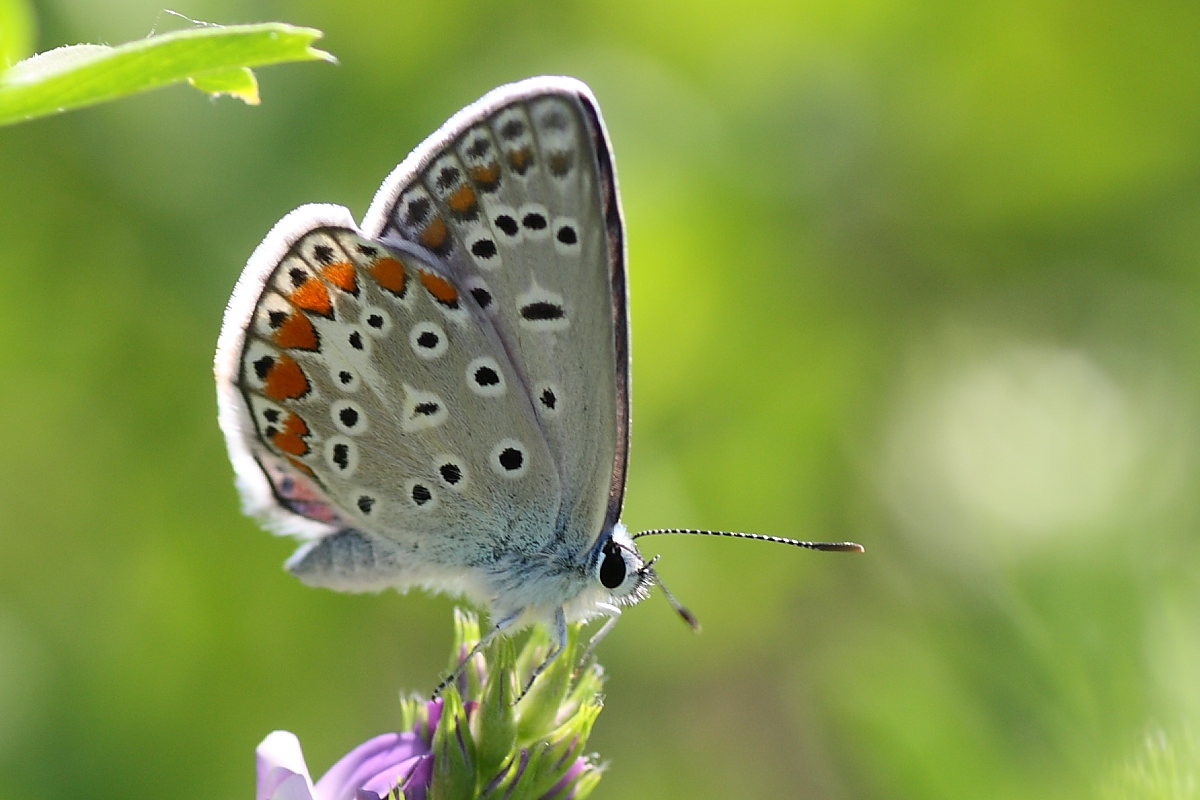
[{"left": 479, "top": 521, "right": 649, "bottom": 626}]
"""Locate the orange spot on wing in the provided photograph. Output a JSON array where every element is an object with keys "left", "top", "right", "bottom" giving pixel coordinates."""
[
  {"left": 470, "top": 162, "right": 501, "bottom": 189},
  {"left": 419, "top": 269, "right": 459, "bottom": 304},
  {"left": 448, "top": 184, "right": 477, "bottom": 215},
  {"left": 322, "top": 261, "right": 358, "bottom": 293},
  {"left": 419, "top": 215, "right": 448, "bottom": 251},
  {"left": 273, "top": 312, "right": 318, "bottom": 351},
  {"left": 290, "top": 277, "right": 332, "bottom": 317},
  {"left": 508, "top": 147, "right": 531, "bottom": 171},
  {"left": 369, "top": 256, "right": 407, "bottom": 295},
  {"left": 283, "top": 412, "right": 309, "bottom": 436},
  {"left": 548, "top": 151, "right": 572, "bottom": 176},
  {"left": 273, "top": 425, "right": 309, "bottom": 456},
  {"left": 264, "top": 355, "right": 310, "bottom": 401}
]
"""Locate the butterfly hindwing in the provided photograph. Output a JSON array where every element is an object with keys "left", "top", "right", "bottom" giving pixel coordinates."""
[{"left": 217, "top": 204, "right": 562, "bottom": 584}]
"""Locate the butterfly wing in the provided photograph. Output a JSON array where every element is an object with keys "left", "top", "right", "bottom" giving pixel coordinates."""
[
  {"left": 216, "top": 200, "right": 562, "bottom": 601},
  {"left": 215, "top": 77, "right": 629, "bottom": 620},
  {"left": 361, "top": 76, "right": 629, "bottom": 557}
]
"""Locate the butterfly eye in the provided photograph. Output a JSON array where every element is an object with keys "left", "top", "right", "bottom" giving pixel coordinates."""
[{"left": 598, "top": 540, "right": 627, "bottom": 589}]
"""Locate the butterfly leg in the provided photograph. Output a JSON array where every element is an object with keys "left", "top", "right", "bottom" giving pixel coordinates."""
[
  {"left": 514, "top": 607, "right": 569, "bottom": 704},
  {"left": 577, "top": 602, "right": 621, "bottom": 669},
  {"left": 431, "top": 610, "right": 523, "bottom": 699}
]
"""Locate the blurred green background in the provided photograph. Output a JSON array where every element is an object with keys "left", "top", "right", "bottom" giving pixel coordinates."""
[{"left": 3, "top": 1, "right": 1199, "bottom": 798}]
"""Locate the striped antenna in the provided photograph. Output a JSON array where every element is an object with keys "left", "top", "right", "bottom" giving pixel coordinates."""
[
  {"left": 633, "top": 528, "right": 865, "bottom": 553},
  {"left": 633, "top": 529, "right": 864, "bottom": 629}
]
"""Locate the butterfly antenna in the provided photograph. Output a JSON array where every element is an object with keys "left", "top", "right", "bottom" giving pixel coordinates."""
[
  {"left": 633, "top": 528, "right": 865, "bottom": 553},
  {"left": 641, "top": 555, "right": 701, "bottom": 632},
  {"left": 634, "top": 529, "right": 863, "bottom": 631}
]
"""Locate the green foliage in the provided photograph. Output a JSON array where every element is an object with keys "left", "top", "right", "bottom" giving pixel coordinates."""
[
  {"left": 1101, "top": 730, "right": 1200, "bottom": 800},
  {"left": 0, "top": 20, "right": 333, "bottom": 125},
  {"left": 0, "top": 0, "right": 34, "bottom": 67},
  {"left": 427, "top": 610, "right": 603, "bottom": 799}
]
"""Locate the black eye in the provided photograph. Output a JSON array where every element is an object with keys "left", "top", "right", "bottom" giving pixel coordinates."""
[{"left": 599, "top": 541, "right": 626, "bottom": 589}]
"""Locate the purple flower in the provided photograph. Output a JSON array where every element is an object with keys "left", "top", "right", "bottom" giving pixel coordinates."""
[
  {"left": 256, "top": 714, "right": 435, "bottom": 800},
  {"left": 255, "top": 611, "right": 604, "bottom": 800}
]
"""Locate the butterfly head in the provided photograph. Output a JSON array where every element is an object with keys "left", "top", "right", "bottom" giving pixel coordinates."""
[{"left": 590, "top": 523, "right": 654, "bottom": 606}]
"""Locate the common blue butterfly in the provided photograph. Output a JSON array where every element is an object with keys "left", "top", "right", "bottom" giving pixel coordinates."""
[{"left": 215, "top": 76, "right": 862, "bottom": 694}]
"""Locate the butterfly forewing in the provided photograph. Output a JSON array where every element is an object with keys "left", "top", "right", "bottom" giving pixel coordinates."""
[{"left": 362, "top": 79, "right": 628, "bottom": 556}]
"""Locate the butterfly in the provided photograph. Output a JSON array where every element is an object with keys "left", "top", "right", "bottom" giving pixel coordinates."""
[{"left": 214, "top": 76, "right": 863, "bottom": 695}]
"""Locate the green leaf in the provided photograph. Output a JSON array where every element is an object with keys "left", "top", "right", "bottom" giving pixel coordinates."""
[
  {"left": 0, "top": 0, "right": 34, "bottom": 68},
  {"left": 432, "top": 685, "right": 478, "bottom": 799},
  {"left": 523, "top": 698, "right": 603, "bottom": 797},
  {"left": 446, "top": 606, "right": 487, "bottom": 701},
  {"left": 397, "top": 694, "right": 426, "bottom": 739},
  {"left": 514, "top": 626, "right": 577, "bottom": 742},
  {"left": 472, "top": 635, "right": 518, "bottom": 783},
  {"left": 188, "top": 66, "right": 259, "bottom": 105},
  {"left": 0, "top": 22, "right": 335, "bottom": 126}
]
